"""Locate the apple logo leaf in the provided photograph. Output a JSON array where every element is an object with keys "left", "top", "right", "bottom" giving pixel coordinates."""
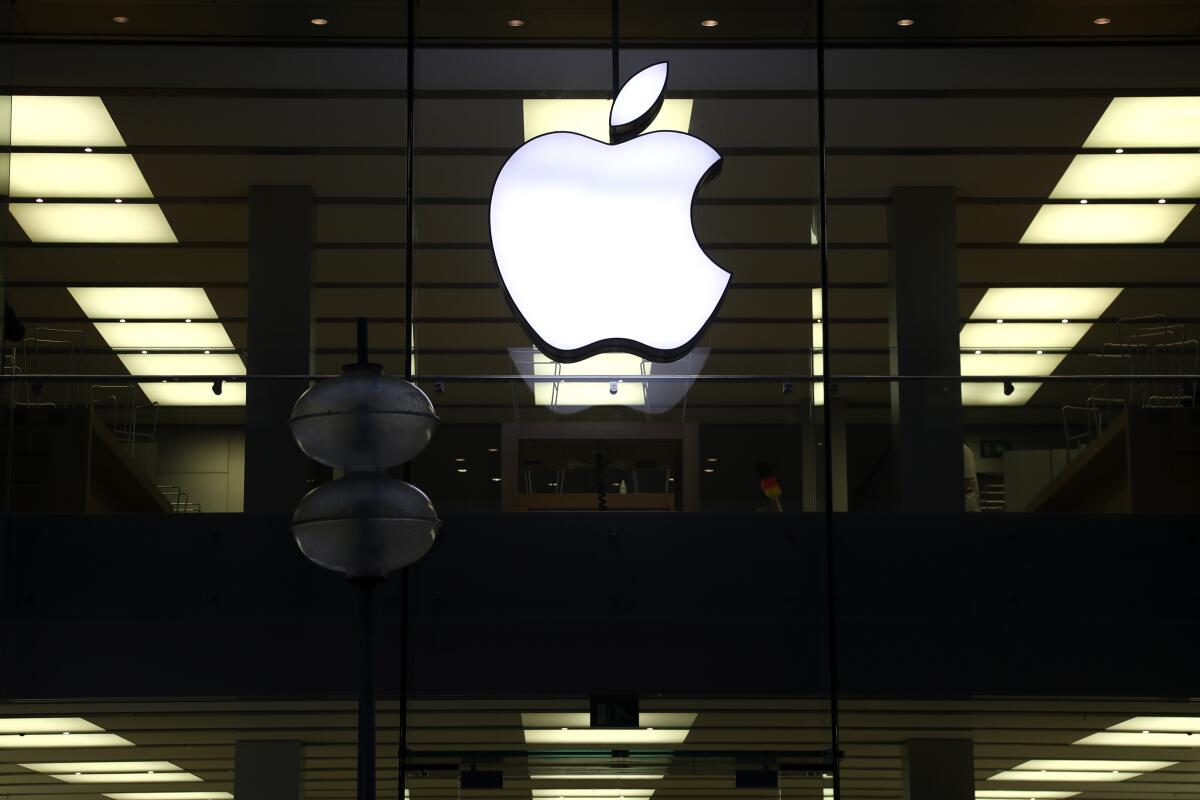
[{"left": 609, "top": 62, "right": 668, "bottom": 144}]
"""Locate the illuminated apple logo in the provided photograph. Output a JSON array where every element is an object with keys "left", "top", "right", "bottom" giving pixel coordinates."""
[{"left": 490, "top": 62, "right": 731, "bottom": 363}]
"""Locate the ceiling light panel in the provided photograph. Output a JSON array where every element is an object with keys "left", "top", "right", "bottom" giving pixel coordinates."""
[
  {"left": 10, "top": 154, "right": 154, "bottom": 198},
  {"left": 531, "top": 790, "right": 655, "bottom": 798},
  {"left": 975, "top": 793, "right": 1079, "bottom": 800},
  {"left": 1019, "top": 203, "right": 1192, "bottom": 244},
  {"left": 69, "top": 287, "right": 218, "bottom": 320},
  {"left": 1083, "top": 97, "right": 1200, "bottom": 148},
  {"left": 104, "top": 794, "right": 233, "bottom": 800},
  {"left": 10, "top": 203, "right": 178, "bottom": 243},
  {"left": 1013, "top": 759, "right": 1176, "bottom": 771},
  {"left": 523, "top": 99, "right": 693, "bottom": 142},
  {"left": 0, "top": 718, "right": 104, "bottom": 734},
  {"left": 119, "top": 354, "right": 247, "bottom": 407},
  {"left": 94, "top": 323, "right": 234, "bottom": 351},
  {"left": 969, "top": 288, "right": 1122, "bottom": 321},
  {"left": 11, "top": 96, "right": 126, "bottom": 147},
  {"left": 1074, "top": 731, "right": 1200, "bottom": 746},
  {"left": 960, "top": 381, "right": 1041, "bottom": 407},
  {"left": 21, "top": 762, "right": 185, "bottom": 774},
  {"left": 1049, "top": 154, "right": 1200, "bottom": 199},
  {"left": 0, "top": 733, "right": 134, "bottom": 748},
  {"left": 524, "top": 729, "right": 688, "bottom": 745},
  {"left": 1110, "top": 717, "right": 1200, "bottom": 732},
  {"left": 53, "top": 773, "right": 203, "bottom": 784},
  {"left": 960, "top": 323, "right": 1092, "bottom": 350},
  {"left": 529, "top": 774, "right": 664, "bottom": 781},
  {"left": 988, "top": 770, "right": 1137, "bottom": 782}
]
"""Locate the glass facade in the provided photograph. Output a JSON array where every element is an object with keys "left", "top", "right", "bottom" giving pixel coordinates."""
[{"left": 1, "top": 3, "right": 1199, "bottom": 800}]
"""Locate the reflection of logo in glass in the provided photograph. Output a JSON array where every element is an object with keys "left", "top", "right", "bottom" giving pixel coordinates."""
[{"left": 490, "top": 62, "right": 731, "bottom": 363}]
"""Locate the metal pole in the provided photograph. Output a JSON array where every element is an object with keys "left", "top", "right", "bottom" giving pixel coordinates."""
[
  {"left": 356, "top": 578, "right": 378, "bottom": 800},
  {"left": 397, "top": 568, "right": 410, "bottom": 800},
  {"left": 611, "top": 0, "right": 620, "bottom": 100},
  {"left": 814, "top": 0, "right": 842, "bottom": 797}
]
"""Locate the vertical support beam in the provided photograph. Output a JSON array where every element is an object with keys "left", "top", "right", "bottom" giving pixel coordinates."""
[
  {"left": 235, "top": 741, "right": 302, "bottom": 800},
  {"left": 888, "top": 187, "right": 963, "bottom": 512},
  {"left": 901, "top": 739, "right": 974, "bottom": 800},
  {"left": 245, "top": 186, "right": 314, "bottom": 512},
  {"left": 802, "top": 403, "right": 848, "bottom": 512}
]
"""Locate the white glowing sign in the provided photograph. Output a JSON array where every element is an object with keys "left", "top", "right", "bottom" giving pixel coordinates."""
[{"left": 490, "top": 62, "right": 731, "bottom": 362}]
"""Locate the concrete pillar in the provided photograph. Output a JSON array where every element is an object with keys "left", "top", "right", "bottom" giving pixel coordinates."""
[
  {"left": 235, "top": 741, "right": 302, "bottom": 800},
  {"left": 888, "top": 187, "right": 963, "bottom": 512},
  {"left": 245, "top": 186, "right": 314, "bottom": 512},
  {"left": 901, "top": 739, "right": 974, "bottom": 800}
]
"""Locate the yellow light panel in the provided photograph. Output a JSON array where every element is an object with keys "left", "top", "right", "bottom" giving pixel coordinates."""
[
  {"left": 520, "top": 713, "right": 696, "bottom": 728},
  {"left": 0, "top": 734, "right": 134, "bottom": 748},
  {"left": 975, "top": 793, "right": 1079, "bottom": 800},
  {"left": 1084, "top": 97, "right": 1200, "bottom": 148},
  {"left": 523, "top": 99, "right": 693, "bottom": 142},
  {"left": 989, "top": 771, "right": 1137, "bottom": 782},
  {"left": 1049, "top": 154, "right": 1200, "bottom": 199},
  {"left": 0, "top": 719, "right": 104, "bottom": 734},
  {"left": 138, "top": 382, "right": 246, "bottom": 407},
  {"left": 1013, "top": 759, "right": 1175, "bottom": 771},
  {"left": 960, "top": 352, "right": 1067, "bottom": 377},
  {"left": 532, "top": 352, "right": 648, "bottom": 407},
  {"left": 104, "top": 794, "right": 232, "bottom": 800},
  {"left": 69, "top": 287, "right": 218, "bottom": 320},
  {"left": 1074, "top": 732, "right": 1200, "bottom": 746},
  {"left": 530, "top": 775, "right": 663, "bottom": 781},
  {"left": 1020, "top": 203, "right": 1192, "bottom": 244},
  {"left": 53, "top": 774, "right": 202, "bottom": 784},
  {"left": 531, "top": 790, "right": 654, "bottom": 798},
  {"left": 10, "top": 153, "right": 153, "bottom": 198},
  {"left": 119, "top": 353, "right": 246, "bottom": 407},
  {"left": 10, "top": 203, "right": 178, "bottom": 243},
  {"left": 969, "top": 288, "right": 1122, "bottom": 321},
  {"left": 22, "top": 762, "right": 184, "bottom": 774},
  {"left": 960, "top": 323, "right": 1092, "bottom": 350},
  {"left": 94, "top": 323, "right": 234, "bottom": 351},
  {"left": 11, "top": 96, "right": 126, "bottom": 147},
  {"left": 524, "top": 729, "right": 688, "bottom": 745},
  {"left": 812, "top": 288, "right": 824, "bottom": 407},
  {"left": 1111, "top": 717, "right": 1200, "bottom": 732}
]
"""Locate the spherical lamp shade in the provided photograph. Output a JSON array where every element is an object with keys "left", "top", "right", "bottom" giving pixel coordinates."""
[
  {"left": 289, "top": 366, "right": 438, "bottom": 471},
  {"left": 292, "top": 474, "right": 440, "bottom": 578}
]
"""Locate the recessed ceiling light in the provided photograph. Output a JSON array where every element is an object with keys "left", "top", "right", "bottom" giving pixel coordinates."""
[
  {"left": 703, "top": 468, "right": 715, "bottom": 473},
  {"left": 1158, "top": 198, "right": 1167, "bottom": 203},
  {"left": 896, "top": 18, "right": 915, "bottom": 26},
  {"left": 1093, "top": 16, "right": 1111, "bottom": 24},
  {"left": 112, "top": 15, "right": 129, "bottom": 23},
  {"left": 507, "top": 18, "right": 525, "bottom": 27},
  {"left": 84, "top": 147, "right": 93, "bottom": 153},
  {"left": 1114, "top": 148, "right": 1124, "bottom": 153},
  {"left": 310, "top": 17, "right": 328, "bottom": 25},
  {"left": 491, "top": 477, "right": 501, "bottom": 482},
  {"left": 487, "top": 447, "right": 499, "bottom": 453},
  {"left": 456, "top": 468, "right": 467, "bottom": 473},
  {"left": 700, "top": 18, "right": 719, "bottom": 27},
  {"left": 35, "top": 197, "right": 43, "bottom": 203},
  {"left": 1079, "top": 198, "right": 1088, "bottom": 204}
]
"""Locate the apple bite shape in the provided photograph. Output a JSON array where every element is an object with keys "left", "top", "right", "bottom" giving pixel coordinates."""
[{"left": 489, "top": 62, "right": 731, "bottom": 363}]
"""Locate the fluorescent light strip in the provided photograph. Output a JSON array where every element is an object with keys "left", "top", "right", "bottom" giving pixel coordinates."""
[
  {"left": 812, "top": 288, "right": 824, "bottom": 406},
  {"left": 104, "top": 794, "right": 232, "bottom": 800},
  {"left": 530, "top": 774, "right": 664, "bottom": 781},
  {"left": 975, "top": 793, "right": 1080, "bottom": 800},
  {"left": 1083, "top": 97, "right": 1200, "bottom": 148},
  {"left": 22, "top": 762, "right": 186, "bottom": 774},
  {"left": 69, "top": 288, "right": 219, "bottom": 320},
  {"left": 1076, "top": 731, "right": 1200, "bottom": 746},
  {"left": 10, "top": 95, "right": 176, "bottom": 243},
  {"left": 1022, "top": 96, "right": 1200, "bottom": 243},
  {"left": 531, "top": 790, "right": 654, "bottom": 798},
  {"left": 53, "top": 773, "right": 202, "bottom": 784},
  {"left": 1110, "top": 716, "right": 1200, "bottom": 732},
  {"left": 1013, "top": 759, "right": 1176, "bottom": 771},
  {"left": 1050, "top": 154, "right": 1200, "bottom": 199},
  {"left": 523, "top": 99, "right": 693, "bottom": 143},
  {"left": 959, "top": 288, "right": 1121, "bottom": 405},
  {"left": 70, "top": 287, "right": 245, "bottom": 407},
  {"left": 11, "top": 203, "right": 178, "bottom": 244},
  {"left": 989, "top": 770, "right": 1137, "bottom": 782},
  {"left": 1020, "top": 203, "right": 1192, "bottom": 244},
  {"left": 10, "top": 153, "right": 153, "bottom": 198},
  {"left": 0, "top": 718, "right": 104, "bottom": 734},
  {"left": 524, "top": 729, "right": 688, "bottom": 745},
  {"left": 0, "top": 733, "right": 134, "bottom": 748},
  {"left": 11, "top": 96, "right": 126, "bottom": 146},
  {"left": 521, "top": 713, "right": 696, "bottom": 728}
]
